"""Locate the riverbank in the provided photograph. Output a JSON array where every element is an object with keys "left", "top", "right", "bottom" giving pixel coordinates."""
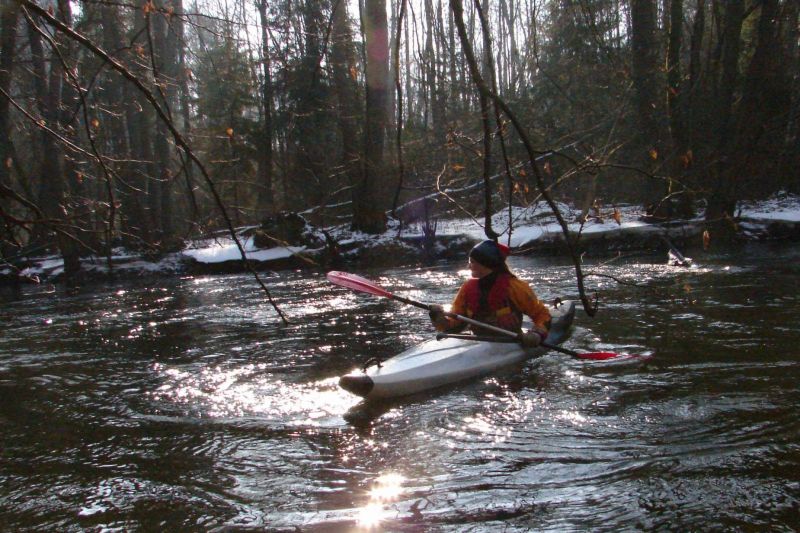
[{"left": 3, "top": 193, "right": 799, "bottom": 285}]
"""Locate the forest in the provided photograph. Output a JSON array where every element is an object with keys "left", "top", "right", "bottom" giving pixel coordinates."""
[{"left": 0, "top": 0, "right": 798, "bottom": 279}]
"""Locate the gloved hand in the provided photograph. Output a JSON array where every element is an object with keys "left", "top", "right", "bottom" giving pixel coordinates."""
[
  {"left": 520, "top": 326, "right": 548, "bottom": 348},
  {"left": 428, "top": 304, "right": 451, "bottom": 330}
]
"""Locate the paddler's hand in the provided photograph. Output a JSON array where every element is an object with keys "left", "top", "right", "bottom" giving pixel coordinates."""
[
  {"left": 520, "top": 326, "right": 548, "bottom": 348},
  {"left": 428, "top": 304, "right": 450, "bottom": 330}
]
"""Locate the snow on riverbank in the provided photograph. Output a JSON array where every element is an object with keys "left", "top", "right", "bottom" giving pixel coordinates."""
[
  {"left": 182, "top": 236, "right": 305, "bottom": 264},
  {"left": 4, "top": 193, "right": 799, "bottom": 283}
]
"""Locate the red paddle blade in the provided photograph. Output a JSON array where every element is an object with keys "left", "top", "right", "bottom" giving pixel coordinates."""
[
  {"left": 579, "top": 352, "right": 651, "bottom": 361},
  {"left": 327, "top": 271, "right": 392, "bottom": 298},
  {"left": 577, "top": 351, "right": 623, "bottom": 360}
]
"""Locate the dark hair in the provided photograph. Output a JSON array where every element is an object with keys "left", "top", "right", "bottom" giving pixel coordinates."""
[{"left": 469, "top": 240, "right": 511, "bottom": 271}]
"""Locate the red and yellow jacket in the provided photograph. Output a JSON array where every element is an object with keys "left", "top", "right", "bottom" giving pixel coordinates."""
[{"left": 436, "top": 273, "right": 551, "bottom": 335}]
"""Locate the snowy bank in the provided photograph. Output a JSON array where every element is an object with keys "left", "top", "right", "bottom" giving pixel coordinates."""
[{"left": 3, "top": 193, "right": 799, "bottom": 284}]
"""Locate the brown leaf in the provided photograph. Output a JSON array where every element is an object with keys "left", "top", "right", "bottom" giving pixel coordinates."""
[
  {"left": 91, "top": 118, "right": 100, "bottom": 129},
  {"left": 225, "top": 127, "right": 234, "bottom": 138},
  {"left": 702, "top": 230, "right": 710, "bottom": 250},
  {"left": 679, "top": 149, "right": 693, "bottom": 168},
  {"left": 612, "top": 208, "right": 622, "bottom": 225},
  {"left": 648, "top": 148, "right": 658, "bottom": 160}
]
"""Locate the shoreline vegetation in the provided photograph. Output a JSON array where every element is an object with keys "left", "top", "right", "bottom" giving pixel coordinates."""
[{"left": 3, "top": 194, "right": 799, "bottom": 286}]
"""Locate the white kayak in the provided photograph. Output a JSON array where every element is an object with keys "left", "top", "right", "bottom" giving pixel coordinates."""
[{"left": 339, "top": 300, "right": 576, "bottom": 400}]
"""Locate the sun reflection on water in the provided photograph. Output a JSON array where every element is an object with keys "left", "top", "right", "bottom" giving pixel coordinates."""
[
  {"left": 150, "top": 362, "right": 357, "bottom": 423},
  {"left": 356, "top": 472, "right": 406, "bottom": 529}
]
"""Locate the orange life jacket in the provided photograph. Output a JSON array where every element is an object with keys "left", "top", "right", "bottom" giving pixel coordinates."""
[{"left": 462, "top": 273, "right": 523, "bottom": 333}]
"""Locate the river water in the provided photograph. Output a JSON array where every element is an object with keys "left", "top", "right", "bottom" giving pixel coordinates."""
[{"left": 1, "top": 243, "right": 799, "bottom": 531}]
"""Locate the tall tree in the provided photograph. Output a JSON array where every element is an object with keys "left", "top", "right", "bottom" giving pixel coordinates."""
[
  {"left": 0, "top": 1, "right": 18, "bottom": 193},
  {"left": 705, "top": 0, "right": 744, "bottom": 231},
  {"left": 630, "top": 0, "right": 669, "bottom": 217},
  {"left": 27, "top": 2, "right": 82, "bottom": 275},
  {"left": 665, "top": 0, "right": 694, "bottom": 217},
  {"left": 151, "top": 0, "right": 181, "bottom": 247},
  {"left": 352, "top": 0, "right": 390, "bottom": 233},
  {"left": 733, "top": 0, "right": 791, "bottom": 195},
  {"left": 0, "top": 1, "right": 19, "bottom": 257},
  {"left": 288, "top": 0, "right": 329, "bottom": 208},
  {"left": 256, "top": 0, "right": 275, "bottom": 217},
  {"left": 330, "top": 0, "right": 361, "bottom": 208}
]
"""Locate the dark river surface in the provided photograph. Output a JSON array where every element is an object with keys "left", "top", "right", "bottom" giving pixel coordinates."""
[{"left": 1, "top": 242, "right": 799, "bottom": 531}]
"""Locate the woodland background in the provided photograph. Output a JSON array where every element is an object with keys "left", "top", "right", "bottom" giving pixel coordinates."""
[{"left": 0, "top": 0, "right": 798, "bottom": 279}]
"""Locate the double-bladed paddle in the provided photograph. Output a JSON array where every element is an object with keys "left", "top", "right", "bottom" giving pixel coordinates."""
[{"left": 326, "top": 270, "right": 628, "bottom": 361}]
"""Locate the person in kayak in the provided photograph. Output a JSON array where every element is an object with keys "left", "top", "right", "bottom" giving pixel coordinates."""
[{"left": 428, "top": 239, "right": 551, "bottom": 348}]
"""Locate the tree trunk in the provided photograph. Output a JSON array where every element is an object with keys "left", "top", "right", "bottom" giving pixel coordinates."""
[
  {"left": 256, "top": 0, "right": 275, "bottom": 218},
  {"left": 152, "top": 0, "right": 178, "bottom": 247},
  {"left": 28, "top": 6, "right": 81, "bottom": 275},
  {"left": 733, "top": 0, "right": 790, "bottom": 195},
  {"left": 783, "top": 0, "right": 800, "bottom": 193},
  {"left": 352, "top": 0, "right": 389, "bottom": 233},
  {"left": 175, "top": 0, "right": 198, "bottom": 224},
  {"left": 0, "top": 1, "right": 19, "bottom": 258},
  {"left": 667, "top": 0, "right": 684, "bottom": 151},
  {"left": 705, "top": 0, "right": 743, "bottom": 233},
  {"left": 290, "top": 0, "right": 327, "bottom": 209},
  {"left": 686, "top": 0, "right": 705, "bottom": 159},
  {"left": 331, "top": 0, "right": 361, "bottom": 212},
  {"left": 121, "top": 6, "right": 157, "bottom": 249},
  {"left": 0, "top": 1, "right": 18, "bottom": 193},
  {"left": 99, "top": 3, "right": 148, "bottom": 250},
  {"left": 665, "top": 0, "right": 694, "bottom": 218},
  {"left": 630, "top": 0, "right": 669, "bottom": 218}
]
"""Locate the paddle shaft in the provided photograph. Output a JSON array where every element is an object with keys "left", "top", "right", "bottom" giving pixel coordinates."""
[
  {"left": 389, "top": 293, "right": 579, "bottom": 356},
  {"left": 326, "top": 271, "right": 624, "bottom": 360}
]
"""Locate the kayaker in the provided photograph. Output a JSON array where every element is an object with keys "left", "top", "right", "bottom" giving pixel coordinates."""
[{"left": 429, "top": 240, "right": 551, "bottom": 348}]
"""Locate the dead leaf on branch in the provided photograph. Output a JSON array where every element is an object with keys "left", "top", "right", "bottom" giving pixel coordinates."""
[{"left": 680, "top": 149, "right": 693, "bottom": 168}]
